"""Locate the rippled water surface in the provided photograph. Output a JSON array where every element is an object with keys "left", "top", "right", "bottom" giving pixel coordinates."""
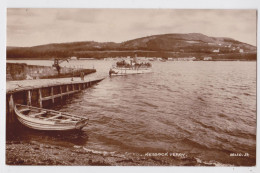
[{"left": 8, "top": 60, "right": 256, "bottom": 166}]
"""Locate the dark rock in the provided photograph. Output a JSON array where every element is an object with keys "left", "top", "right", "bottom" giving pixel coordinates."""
[{"left": 69, "top": 159, "right": 75, "bottom": 163}]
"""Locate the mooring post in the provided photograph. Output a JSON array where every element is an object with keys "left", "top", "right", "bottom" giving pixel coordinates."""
[
  {"left": 8, "top": 94, "right": 15, "bottom": 123},
  {"left": 60, "top": 86, "right": 63, "bottom": 99},
  {"left": 51, "top": 87, "right": 54, "bottom": 104},
  {"left": 66, "top": 85, "right": 69, "bottom": 92},
  {"left": 38, "top": 88, "right": 42, "bottom": 108},
  {"left": 27, "top": 90, "right": 32, "bottom": 106}
]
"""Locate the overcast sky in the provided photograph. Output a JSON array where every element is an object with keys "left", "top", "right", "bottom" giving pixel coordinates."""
[{"left": 7, "top": 9, "right": 257, "bottom": 47}]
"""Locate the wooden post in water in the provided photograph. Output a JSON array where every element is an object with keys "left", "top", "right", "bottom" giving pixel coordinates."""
[
  {"left": 38, "top": 88, "right": 42, "bottom": 108},
  {"left": 27, "top": 90, "right": 32, "bottom": 106},
  {"left": 8, "top": 94, "right": 15, "bottom": 123},
  {"left": 60, "top": 86, "right": 63, "bottom": 99},
  {"left": 66, "top": 84, "right": 69, "bottom": 96},
  {"left": 51, "top": 87, "right": 54, "bottom": 104}
]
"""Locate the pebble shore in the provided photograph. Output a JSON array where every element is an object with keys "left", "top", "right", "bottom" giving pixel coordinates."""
[{"left": 6, "top": 140, "right": 212, "bottom": 166}]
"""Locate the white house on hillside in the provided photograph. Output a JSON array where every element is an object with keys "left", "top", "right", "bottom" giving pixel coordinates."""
[
  {"left": 70, "top": 56, "right": 77, "bottom": 60},
  {"left": 212, "top": 49, "right": 219, "bottom": 53},
  {"left": 204, "top": 57, "right": 212, "bottom": 61}
]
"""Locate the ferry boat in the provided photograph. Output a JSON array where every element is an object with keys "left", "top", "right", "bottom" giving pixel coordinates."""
[{"left": 109, "top": 57, "right": 152, "bottom": 76}]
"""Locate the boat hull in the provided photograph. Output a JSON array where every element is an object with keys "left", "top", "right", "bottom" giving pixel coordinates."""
[
  {"left": 109, "top": 68, "right": 152, "bottom": 76},
  {"left": 15, "top": 105, "right": 88, "bottom": 131}
]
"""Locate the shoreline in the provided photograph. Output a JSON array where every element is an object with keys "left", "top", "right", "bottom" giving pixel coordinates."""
[
  {"left": 7, "top": 58, "right": 257, "bottom": 61},
  {"left": 6, "top": 140, "right": 216, "bottom": 166}
]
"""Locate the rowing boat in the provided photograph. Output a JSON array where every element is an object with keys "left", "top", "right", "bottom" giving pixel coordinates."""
[{"left": 14, "top": 104, "right": 88, "bottom": 131}]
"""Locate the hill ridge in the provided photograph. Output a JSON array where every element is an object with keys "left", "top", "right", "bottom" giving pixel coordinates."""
[{"left": 7, "top": 33, "right": 256, "bottom": 60}]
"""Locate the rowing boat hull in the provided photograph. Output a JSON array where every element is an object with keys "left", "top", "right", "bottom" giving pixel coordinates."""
[{"left": 15, "top": 105, "right": 88, "bottom": 131}]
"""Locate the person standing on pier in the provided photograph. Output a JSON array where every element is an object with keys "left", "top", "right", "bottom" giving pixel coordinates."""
[
  {"left": 80, "top": 72, "right": 85, "bottom": 81},
  {"left": 52, "top": 58, "right": 70, "bottom": 76}
]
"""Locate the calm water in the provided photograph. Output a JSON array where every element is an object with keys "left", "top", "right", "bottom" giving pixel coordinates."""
[{"left": 7, "top": 60, "right": 256, "bottom": 166}]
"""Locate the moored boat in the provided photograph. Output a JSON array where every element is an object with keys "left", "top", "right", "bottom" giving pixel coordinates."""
[
  {"left": 14, "top": 104, "right": 88, "bottom": 131},
  {"left": 160, "top": 59, "right": 167, "bottom": 62},
  {"left": 109, "top": 57, "right": 152, "bottom": 76}
]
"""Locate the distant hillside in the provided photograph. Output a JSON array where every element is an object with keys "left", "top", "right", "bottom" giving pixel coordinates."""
[{"left": 7, "top": 33, "right": 257, "bottom": 60}]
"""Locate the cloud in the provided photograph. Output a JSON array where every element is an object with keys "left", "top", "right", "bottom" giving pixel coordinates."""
[
  {"left": 7, "top": 8, "right": 38, "bottom": 17},
  {"left": 7, "top": 9, "right": 257, "bottom": 47},
  {"left": 55, "top": 9, "right": 99, "bottom": 23}
]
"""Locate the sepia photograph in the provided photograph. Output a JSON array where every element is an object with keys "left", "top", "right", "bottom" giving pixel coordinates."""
[{"left": 5, "top": 7, "right": 257, "bottom": 167}]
